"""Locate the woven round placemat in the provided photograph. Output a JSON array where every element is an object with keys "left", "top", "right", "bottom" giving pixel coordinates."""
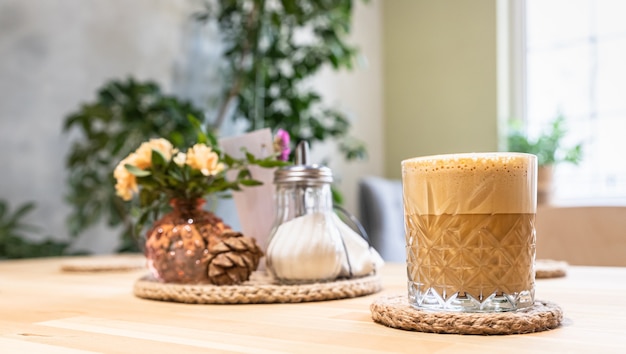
[
  {"left": 60, "top": 255, "right": 146, "bottom": 272},
  {"left": 134, "top": 272, "right": 382, "bottom": 304},
  {"left": 370, "top": 294, "right": 563, "bottom": 335},
  {"left": 536, "top": 259, "right": 568, "bottom": 279}
]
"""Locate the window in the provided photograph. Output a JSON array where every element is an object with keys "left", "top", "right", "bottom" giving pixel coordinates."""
[{"left": 521, "top": 0, "right": 626, "bottom": 205}]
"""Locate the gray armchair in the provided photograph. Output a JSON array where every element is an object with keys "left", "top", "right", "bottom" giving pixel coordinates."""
[{"left": 358, "top": 176, "right": 406, "bottom": 262}]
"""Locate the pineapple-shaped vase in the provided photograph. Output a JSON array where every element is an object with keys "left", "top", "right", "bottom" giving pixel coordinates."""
[{"left": 144, "top": 198, "right": 262, "bottom": 285}]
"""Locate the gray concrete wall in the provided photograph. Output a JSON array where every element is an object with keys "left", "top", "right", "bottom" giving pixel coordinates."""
[{"left": 0, "top": 0, "right": 197, "bottom": 253}]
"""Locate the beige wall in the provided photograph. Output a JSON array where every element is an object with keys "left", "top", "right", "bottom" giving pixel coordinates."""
[{"left": 383, "top": 0, "right": 499, "bottom": 179}]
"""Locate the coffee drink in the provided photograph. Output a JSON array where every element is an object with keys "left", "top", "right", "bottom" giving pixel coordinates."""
[{"left": 402, "top": 153, "right": 537, "bottom": 312}]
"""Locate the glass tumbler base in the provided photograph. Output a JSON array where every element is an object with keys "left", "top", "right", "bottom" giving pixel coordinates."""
[{"left": 409, "top": 282, "right": 535, "bottom": 313}]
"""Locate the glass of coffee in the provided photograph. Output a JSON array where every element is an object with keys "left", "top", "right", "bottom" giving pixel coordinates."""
[{"left": 402, "top": 152, "right": 537, "bottom": 312}]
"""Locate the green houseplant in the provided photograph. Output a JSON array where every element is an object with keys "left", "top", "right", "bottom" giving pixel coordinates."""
[
  {"left": 194, "top": 0, "right": 367, "bottom": 162},
  {"left": 63, "top": 79, "right": 207, "bottom": 252},
  {"left": 0, "top": 200, "right": 75, "bottom": 259},
  {"left": 507, "top": 115, "right": 583, "bottom": 204},
  {"left": 63, "top": 2, "right": 367, "bottom": 255}
]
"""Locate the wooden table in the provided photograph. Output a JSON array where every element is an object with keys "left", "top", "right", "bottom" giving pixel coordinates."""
[{"left": 1, "top": 256, "right": 625, "bottom": 353}]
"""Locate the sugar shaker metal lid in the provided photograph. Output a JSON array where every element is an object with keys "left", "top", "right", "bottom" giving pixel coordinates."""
[{"left": 274, "top": 141, "right": 333, "bottom": 184}]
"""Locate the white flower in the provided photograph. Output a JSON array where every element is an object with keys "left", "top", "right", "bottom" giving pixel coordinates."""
[
  {"left": 186, "top": 144, "right": 225, "bottom": 176},
  {"left": 173, "top": 152, "right": 187, "bottom": 167}
]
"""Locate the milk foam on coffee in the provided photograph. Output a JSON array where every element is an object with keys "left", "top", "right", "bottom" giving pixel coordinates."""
[{"left": 402, "top": 153, "right": 537, "bottom": 215}]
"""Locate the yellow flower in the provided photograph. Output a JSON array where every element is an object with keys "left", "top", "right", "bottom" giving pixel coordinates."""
[
  {"left": 186, "top": 144, "right": 225, "bottom": 176},
  {"left": 133, "top": 138, "right": 174, "bottom": 169},
  {"left": 113, "top": 156, "right": 138, "bottom": 201},
  {"left": 113, "top": 138, "right": 173, "bottom": 201}
]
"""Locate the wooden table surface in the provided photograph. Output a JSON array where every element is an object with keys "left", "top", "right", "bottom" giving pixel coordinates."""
[{"left": 1, "top": 255, "right": 625, "bottom": 353}]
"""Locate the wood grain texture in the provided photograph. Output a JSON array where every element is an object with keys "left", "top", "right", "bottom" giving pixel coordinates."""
[{"left": 1, "top": 255, "right": 625, "bottom": 353}]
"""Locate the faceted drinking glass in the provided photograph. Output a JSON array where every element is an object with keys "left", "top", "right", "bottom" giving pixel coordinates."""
[{"left": 402, "top": 152, "right": 537, "bottom": 312}]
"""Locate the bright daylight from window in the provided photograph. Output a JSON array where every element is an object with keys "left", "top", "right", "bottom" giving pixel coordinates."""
[{"left": 525, "top": 0, "right": 626, "bottom": 205}]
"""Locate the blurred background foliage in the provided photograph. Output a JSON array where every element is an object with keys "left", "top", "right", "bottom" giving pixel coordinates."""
[
  {"left": 196, "top": 0, "right": 367, "bottom": 161},
  {"left": 63, "top": 79, "right": 206, "bottom": 253},
  {"left": 507, "top": 115, "right": 583, "bottom": 167},
  {"left": 0, "top": 199, "right": 83, "bottom": 259},
  {"left": 5, "top": 1, "right": 367, "bottom": 258}
]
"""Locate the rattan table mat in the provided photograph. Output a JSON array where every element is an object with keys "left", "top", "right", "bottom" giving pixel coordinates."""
[
  {"left": 60, "top": 255, "right": 146, "bottom": 272},
  {"left": 371, "top": 294, "right": 563, "bottom": 335},
  {"left": 536, "top": 259, "right": 568, "bottom": 279},
  {"left": 134, "top": 271, "right": 382, "bottom": 304}
]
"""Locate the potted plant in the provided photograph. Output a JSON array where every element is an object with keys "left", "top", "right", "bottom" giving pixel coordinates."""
[
  {"left": 63, "top": 79, "right": 211, "bottom": 252},
  {"left": 507, "top": 115, "right": 583, "bottom": 204},
  {"left": 63, "top": 2, "right": 367, "bottom": 255},
  {"left": 113, "top": 128, "right": 287, "bottom": 284}
]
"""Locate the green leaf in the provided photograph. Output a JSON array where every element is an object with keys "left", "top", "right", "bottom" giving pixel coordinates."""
[
  {"left": 239, "top": 179, "right": 263, "bottom": 187},
  {"left": 256, "top": 159, "right": 291, "bottom": 168},
  {"left": 237, "top": 168, "right": 252, "bottom": 179},
  {"left": 222, "top": 153, "right": 236, "bottom": 167},
  {"left": 331, "top": 185, "right": 344, "bottom": 205},
  {"left": 0, "top": 200, "right": 7, "bottom": 219},
  {"left": 10, "top": 202, "right": 36, "bottom": 222},
  {"left": 151, "top": 149, "right": 167, "bottom": 169},
  {"left": 188, "top": 114, "right": 208, "bottom": 144},
  {"left": 125, "top": 164, "right": 151, "bottom": 177},
  {"left": 245, "top": 151, "right": 256, "bottom": 163}
]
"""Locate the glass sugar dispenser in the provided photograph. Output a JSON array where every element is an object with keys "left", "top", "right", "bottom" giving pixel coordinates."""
[{"left": 265, "top": 142, "right": 383, "bottom": 284}]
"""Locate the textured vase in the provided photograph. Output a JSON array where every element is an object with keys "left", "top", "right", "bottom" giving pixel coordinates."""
[{"left": 144, "top": 198, "right": 262, "bottom": 285}]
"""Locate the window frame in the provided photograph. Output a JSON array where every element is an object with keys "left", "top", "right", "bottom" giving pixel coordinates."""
[{"left": 499, "top": 0, "right": 626, "bottom": 206}]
